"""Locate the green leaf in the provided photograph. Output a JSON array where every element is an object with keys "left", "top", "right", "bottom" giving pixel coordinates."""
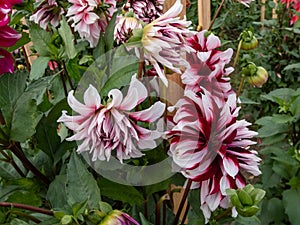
[
  {"left": 7, "top": 191, "right": 42, "bottom": 207},
  {"left": 30, "top": 56, "right": 50, "bottom": 80},
  {"left": 261, "top": 88, "right": 296, "bottom": 104},
  {"left": 0, "top": 185, "right": 18, "bottom": 201},
  {"left": 100, "top": 58, "right": 139, "bottom": 96},
  {"left": 98, "top": 177, "right": 144, "bottom": 206},
  {"left": 47, "top": 175, "right": 68, "bottom": 210},
  {"left": 290, "top": 95, "right": 300, "bottom": 116},
  {"left": 6, "top": 32, "right": 30, "bottom": 52},
  {"left": 0, "top": 160, "right": 22, "bottom": 180},
  {"left": 283, "top": 63, "right": 300, "bottom": 71},
  {"left": 36, "top": 99, "right": 70, "bottom": 161},
  {"left": 10, "top": 218, "right": 29, "bottom": 225},
  {"left": 99, "top": 201, "right": 112, "bottom": 214},
  {"left": 10, "top": 76, "right": 56, "bottom": 142},
  {"left": 139, "top": 212, "right": 153, "bottom": 225},
  {"left": 72, "top": 199, "right": 88, "bottom": 219},
  {"left": 256, "top": 116, "right": 289, "bottom": 138},
  {"left": 29, "top": 23, "right": 52, "bottom": 56},
  {"left": 58, "top": 17, "right": 77, "bottom": 59},
  {"left": 0, "top": 72, "right": 27, "bottom": 126},
  {"left": 282, "top": 188, "right": 300, "bottom": 225},
  {"left": 104, "top": 12, "right": 117, "bottom": 52},
  {"left": 66, "top": 153, "right": 101, "bottom": 209},
  {"left": 38, "top": 217, "right": 61, "bottom": 225},
  {"left": 187, "top": 189, "right": 205, "bottom": 224}
]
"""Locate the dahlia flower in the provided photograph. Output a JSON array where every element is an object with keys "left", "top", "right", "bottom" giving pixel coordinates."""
[
  {"left": 67, "top": 0, "right": 117, "bottom": 47},
  {"left": 167, "top": 90, "right": 261, "bottom": 223},
  {"left": 122, "top": 0, "right": 164, "bottom": 23},
  {"left": 100, "top": 210, "right": 139, "bottom": 225},
  {"left": 30, "top": 0, "right": 64, "bottom": 29},
  {"left": 114, "top": 14, "right": 142, "bottom": 44},
  {"left": 58, "top": 75, "right": 165, "bottom": 163},
  {"left": 182, "top": 30, "right": 234, "bottom": 99},
  {"left": 138, "top": 0, "right": 193, "bottom": 86},
  {"left": 0, "top": 0, "right": 22, "bottom": 26},
  {"left": 0, "top": 0, "right": 22, "bottom": 75}
]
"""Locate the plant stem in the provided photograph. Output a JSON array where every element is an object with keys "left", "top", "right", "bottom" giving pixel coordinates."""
[
  {"left": 172, "top": 179, "right": 192, "bottom": 225},
  {"left": 138, "top": 50, "right": 144, "bottom": 80},
  {"left": 21, "top": 46, "right": 31, "bottom": 74},
  {"left": 0, "top": 150, "right": 26, "bottom": 177},
  {"left": 214, "top": 207, "right": 232, "bottom": 221},
  {"left": 236, "top": 74, "right": 245, "bottom": 98},
  {"left": 9, "top": 210, "right": 41, "bottom": 223},
  {"left": 0, "top": 202, "right": 54, "bottom": 216},
  {"left": 62, "top": 61, "right": 74, "bottom": 90},
  {"left": 208, "top": 0, "right": 226, "bottom": 31},
  {"left": 60, "top": 70, "right": 68, "bottom": 97},
  {"left": 180, "top": 202, "right": 189, "bottom": 225},
  {"left": 8, "top": 143, "right": 50, "bottom": 185},
  {"left": 156, "top": 194, "right": 170, "bottom": 225},
  {"left": 233, "top": 40, "right": 243, "bottom": 69}
]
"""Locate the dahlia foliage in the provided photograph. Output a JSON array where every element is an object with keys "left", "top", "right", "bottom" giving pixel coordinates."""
[{"left": 0, "top": 0, "right": 266, "bottom": 224}]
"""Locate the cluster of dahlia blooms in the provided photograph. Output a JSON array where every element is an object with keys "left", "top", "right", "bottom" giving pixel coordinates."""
[
  {"left": 167, "top": 30, "right": 261, "bottom": 223},
  {"left": 57, "top": 0, "right": 261, "bottom": 223},
  {"left": 114, "top": 0, "right": 193, "bottom": 86},
  {"left": 0, "top": 0, "right": 22, "bottom": 75}
]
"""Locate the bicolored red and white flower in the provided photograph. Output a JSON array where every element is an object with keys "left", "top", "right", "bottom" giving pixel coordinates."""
[
  {"left": 67, "top": 0, "right": 117, "bottom": 47},
  {"left": 100, "top": 210, "right": 140, "bottom": 225},
  {"left": 0, "top": 0, "right": 22, "bottom": 26},
  {"left": 0, "top": 0, "right": 22, "bottom": 75},
  {"left": 114, "top": 14, "right": 142, "bottom": 44},
  {"left": 138, "top": 0, "right": 193, "bottom": 86},
  {"left": 122, "top": 0, "right": 164, "bottom": 23},
  {"left": 30, "top": 0, "right": 63, "bottom": 29},
  {"left": 167, "top": 89, "right": 261, "bottom": 223},
  {"left": 58, "top": 75, "right": 165, "bottom": 163},
  {"left": 182, "top": 30, "right": 234, "bottom": 99}
]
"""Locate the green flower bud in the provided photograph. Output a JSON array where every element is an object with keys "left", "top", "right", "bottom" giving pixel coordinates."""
[
  {"left": 61, "top": 215, "right": 73, "bottom": 225},
  {"left": 236, "top": 205, "right": 260, "bottom": 217},
  {"left": 238, "top": 189, "right": 253, "bottom": 206}
]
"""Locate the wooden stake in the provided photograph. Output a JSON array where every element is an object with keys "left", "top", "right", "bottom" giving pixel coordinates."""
[{"left": 198, "top": 0, "right": 211, "bottom": 31}]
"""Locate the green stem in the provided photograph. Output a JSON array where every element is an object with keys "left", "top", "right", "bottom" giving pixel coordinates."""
[
  {"left": 233, "top": 40, "right": 243, "bottom": 69},
  {"left": 208, "top": 0, "right": 226, "bottom": 31},
  {"left": 172, "top": 179, "right": 192, "bottom": 225},
  {"left": 236, "top": 74, "right": 245, "bottom": 98},
  {"left": 213, "top": 207, "right": 232, "bottom": 222}
]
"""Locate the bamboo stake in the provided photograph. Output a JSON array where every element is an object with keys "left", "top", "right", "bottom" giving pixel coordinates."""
[
  {"left": 260, "top": 0, "right": 266, "bottom": 29},
  {"left": 198, "top": 0, "right": 211, "bottom": 31}
]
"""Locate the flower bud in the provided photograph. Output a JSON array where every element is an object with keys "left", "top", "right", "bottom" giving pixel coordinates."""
[
  {"left": 100, "top": 210, "right": 140, "bottom": 225},
  {"left": 239, "top": 29, "right": 258, "bottom": 50},
  {"left": 114, "top": 15, "right": 142, "bottom": 44},
  {"left": 227, "top": 185, "right": 265, "bottom": 218},
  {"left": 248, "top": 66, "right": 268, "bottom": 88}
]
